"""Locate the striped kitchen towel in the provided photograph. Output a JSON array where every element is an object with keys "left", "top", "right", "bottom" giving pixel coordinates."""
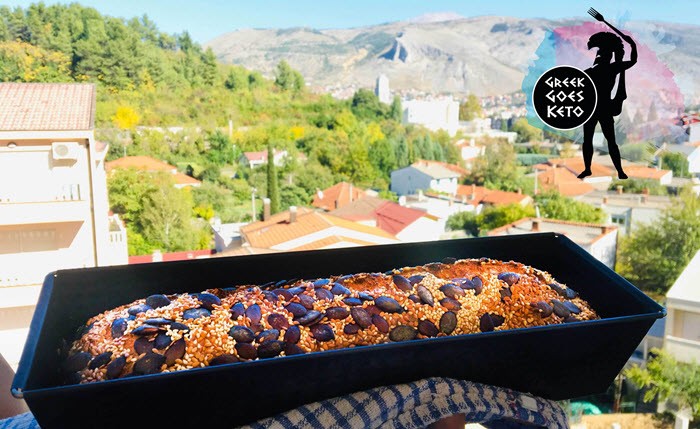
[
  {"left": 244, "top": 377, "right": 568, "bottom": 429},
  {"left": 0, "top": 378, "right": 568, "bottom": 428}
]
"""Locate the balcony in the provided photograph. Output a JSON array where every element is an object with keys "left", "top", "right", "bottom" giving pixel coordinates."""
[{"left": 0, "top": 184, "right": 89, "bottom": 225}]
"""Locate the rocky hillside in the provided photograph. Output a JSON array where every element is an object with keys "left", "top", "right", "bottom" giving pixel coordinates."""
[{"left": 206, "top": 15, "right": 700, "bottom": 101}]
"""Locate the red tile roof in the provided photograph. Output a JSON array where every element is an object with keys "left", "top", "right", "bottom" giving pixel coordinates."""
[
  {"left": 546, "top": 158, "right": 613, "bottom": 177},
  {"left": 454, "top": 185, "right": 531, "bottom": 206},
  {"left": 625, "top": 166, "right": 672, "bottom": 180},
  {"left": 106, "top": 156, "right": 201, "bottom": 187},
  {"left": 535, "top": 166, "right": 596, "bottom": 197},
  {"left": 374, "top": 202, "right": 428, "bottom": 235},
  {"left": 240, "top": 207, "right": 396, "bottom": 249},
  {"left": 312, "top": 182, "right": 366, "bottom": 211},
  {"left": 106, "top": 156, "right": 176, "bottom": 172},
  {"left": 0, "top": 83, "right": 96, "bottom": 131}
]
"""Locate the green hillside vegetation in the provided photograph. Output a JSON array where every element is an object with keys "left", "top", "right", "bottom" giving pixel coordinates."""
[{"left": 0, "top": 3, "right": 461, "bottom": 254}]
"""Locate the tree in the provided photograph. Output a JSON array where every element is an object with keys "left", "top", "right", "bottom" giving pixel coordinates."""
[
  {"left": 512, "top": 118, "right": 543, "bottom": 143},
  {"left": 274, "top": 60, "right": 302, "bottom": 93},
  {"left": 616, "top": 190, "right": 700, "bottom": 294},
  {"left": 206, "top": 130, "right": 234, "bottom": 165},
  {"left": 661, "top": 152, "right": 690, "bottom": 178},
  {"left": 625, "top": 349, "right": 700, "bottom": 420},
  {"left": 500, "top": 119, "right": 508, "bottom": 132},
  {"left": 619, "top": 142, "right": 655, "bottom": 163},
  {"left": 389, "top": 96, "right": 402, "bottom": 122},
  {"left": 112, "top": 106, "right": 140, "bottom": 130},
  {"left": 139, "top": 177, "right": 206, "bottom": 251},
  {"left": 468, "top": 140, "right": 529, "bottom": 192},
  {"left": 266, "top": 144, "right": 280, "bottom": 214},
  {"left": 459, "top": 94, "right": 482, "bottom": 121},
  {"left": 351, "top": 89, "right": 387, "bottom": 122},
  {"left": 534, "top": 192, "right": 606, "bottom": 224},
  {"left": 446, "top": 203, "right": 535, "bottom": 236}
]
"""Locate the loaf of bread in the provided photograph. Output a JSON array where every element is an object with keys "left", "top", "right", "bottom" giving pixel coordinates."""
[{"left": 62, "top": 257, "right": 597, "bottom": 384}]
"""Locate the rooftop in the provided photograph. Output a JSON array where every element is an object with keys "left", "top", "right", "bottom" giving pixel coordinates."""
[
  {"left": 624, "top": 166, "right": 672, "bottom": 180},
  {"left": 488, "top": 217, "right": 616, "bottom": 245},
  {"left": 242, "top": 149, "right": 286, "bottom": 162},
  {"left": 410, "top": 159, "right": 466, "bottom": 179},
  {"left": 546, "top": 157, "right": 613, "bottom": 177},
  {"left": 312, "top": 182, "right": 367, "bottom": 211},
  {"left": 534, "top": 166, "right": 596, "bottom": 197},
  {"left": 667, "top": 249, "right": 700, "bottom": 304},
  {"left": 454, "top": 184, "right": 531, "bottom": 206},
  {"left": 0, "top": 83, "right": 96, "bottom": 131},
  {"left": 579, "top": 190, "right": 674, "bottom": 210},
  {"left": 240, "top": 207, "right": 397, "bottom": 250},
  {"left": 106, "top": 156, "right": 176, "bottom": 172},
  {"left": 106, "top": 156, "right": 201, "bottom": 187}
]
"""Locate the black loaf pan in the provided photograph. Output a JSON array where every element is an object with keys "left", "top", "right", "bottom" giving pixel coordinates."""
[{"left": 13, "top": 233, "right": 665, "bottom": 428}]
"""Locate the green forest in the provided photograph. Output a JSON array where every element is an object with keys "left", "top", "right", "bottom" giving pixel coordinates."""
[{"left": 0, "top": 3, "right": 464, "bottom": 254}]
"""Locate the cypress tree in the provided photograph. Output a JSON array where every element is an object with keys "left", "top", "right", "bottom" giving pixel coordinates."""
[{"left": 267, "top": 144, "right": 280, "bottom": 214}]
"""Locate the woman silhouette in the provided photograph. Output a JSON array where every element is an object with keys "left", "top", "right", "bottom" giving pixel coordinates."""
[{"left": 578, "top": 26, "right": 637, "bottom": 179}]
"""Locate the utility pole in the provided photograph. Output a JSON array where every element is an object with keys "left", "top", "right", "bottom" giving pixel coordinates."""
[{"left": 251, "top": 187, "right": 257, "bottom": 222}]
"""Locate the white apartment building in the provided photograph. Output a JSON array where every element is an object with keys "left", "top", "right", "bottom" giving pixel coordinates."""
[
  {"left": 0, "top": 83, "right": 127, "bottom": 368},
  {"left": 402, "top": 96, "right": 460, "bottom": 136},
  {"left": 664, "top": 249, "right": 700, "bottom": 364}
]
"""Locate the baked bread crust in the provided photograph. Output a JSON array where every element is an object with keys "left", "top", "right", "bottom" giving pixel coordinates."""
[{"left": 62, "top": 258, "right": 597, "bottom": 384}]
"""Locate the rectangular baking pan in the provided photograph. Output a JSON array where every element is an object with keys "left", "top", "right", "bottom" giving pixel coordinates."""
[{"left": 12, "top": 233, "right": 665, "bottom": 428}]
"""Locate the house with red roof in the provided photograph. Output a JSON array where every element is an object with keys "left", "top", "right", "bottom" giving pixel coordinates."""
[
  {"left": 106, "top": 155, "right": 201, "bottom": 188},
  {"left": 239, "top": 206, "right": 398, "bottom": 252},
  {"left": 330, "top": 196, "right": 441, "bottom": 242},
  {"left": 312, "top": 182, "right": 368, "bottom": 211}
]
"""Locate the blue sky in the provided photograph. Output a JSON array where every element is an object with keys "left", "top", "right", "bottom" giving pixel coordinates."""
[{"left": 5, "top": 0, "right": 699, "bottom": 43}]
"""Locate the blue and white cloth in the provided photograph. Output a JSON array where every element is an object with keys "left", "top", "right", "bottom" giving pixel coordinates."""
[{"left": 1, "top": 378, "right": 568, "bottom": 428}]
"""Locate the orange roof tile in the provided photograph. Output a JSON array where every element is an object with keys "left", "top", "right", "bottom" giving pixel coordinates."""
[
  {"left": 290, "top": 235, "right": 375, "bottom": 251},
  {"left": 173, "top": 172, "right": 202, "bottom": 186},
  {"left": 214, "top": 246, "right": 279, "bottom": 257},
  {"left": 624, "top": 166, "right": 671, "bottom": 180},
  {"left": 106, "top": 156, "right": 176, "bottom": 173},
  {"left": 374, "top": 202, "right": 428, "bottom": 235},
  {"left": 536, "top": 166, "right": 595, "bottom": 197},
  {"left": 547, "top": 158, "right": 613, "bottom": 177},
  {"left": 0, "top": 83, "right": 95, "bottom": 131},
  {"left": 455, "top": 185, "right": 530, "bottom": 206},
  {"left": 240, "top": 208, "right": 396, "bottom": 249},
  {"left": 312, "top": 182, "right": 366, "bottom": 211},
  {"left": 328, "top": 196, "right": 387, "bottom": 221}
]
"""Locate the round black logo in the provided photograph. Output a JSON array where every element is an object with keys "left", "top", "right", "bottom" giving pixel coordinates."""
[{"left": 532, "top": 65, "right": 597, "bottom": 130}]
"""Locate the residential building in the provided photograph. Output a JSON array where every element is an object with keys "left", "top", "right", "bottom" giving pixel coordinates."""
[
  {"left": 106, "top": 155, "right": 201, "bottom": 188},
  {"left": 312, "top": 182, "right": 367, "bottom": 211},
  {"left": 403, "top": 193, "right": 476, "bottom": 235},
  {"left": 402, "top": 96, "right": 460, "bottom": 136},
  {"left": 664, "top": 250, "right": 700, "bottom": 363},
  {"left": 488, "top": 218, "right": 618, "bottom": 268},
  {"left": 659, "top": 142, "right": 700, "bottom": 177},
  {"left": 375, "top": 74, "right": 391, "bottom": 104},
  {"left": 239, "top": 149, "right": 306, "bottom": 169},
  {"left": 578, "top": 190, "right": 674, "bottom": 235},
  {"left": 240, "top": 206, "right": 399, "bottom": 252},
  {"left": 455, "top": 139, "right": 485, "bottom": 168},
  {"left": 0, "top": 83, "right": 128, "bottom": 367},
  {"left": 330, "top": 196, "right": 442, "bottom": 242},
  {"left": 458, "top": 118, "right": 517, "bottom": 143},
  {"left": 211, "top": 219, "right": 247, "bottom": 253},
  {"left": 390, "top": 160, "right": 465, "bottom": 196}
]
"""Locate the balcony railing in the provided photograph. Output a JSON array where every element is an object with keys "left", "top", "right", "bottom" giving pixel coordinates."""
[{"left": 0, "top": 184, "right": 82, "bottom": 204}]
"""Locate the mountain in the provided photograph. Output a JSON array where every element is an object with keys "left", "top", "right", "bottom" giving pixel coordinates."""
[{"left": 206, "top": 16, "right": 700, "bottom": 101}]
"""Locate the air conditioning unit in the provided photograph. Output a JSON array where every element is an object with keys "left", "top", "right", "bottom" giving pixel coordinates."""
[{"left": 51, "top": 142, "right": 80, "bottom": 161}]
